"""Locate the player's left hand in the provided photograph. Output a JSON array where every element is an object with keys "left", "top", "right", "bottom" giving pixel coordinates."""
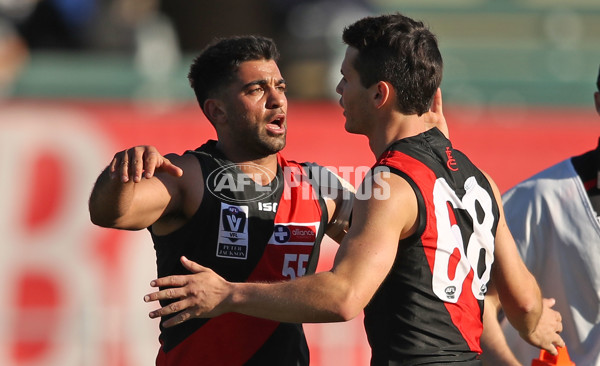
[
  {"left": 522, "top": 297, "right": 565, "bottom": 355},
  {"left": 144, "top": 256, "right": 232, "bottom": 327}
]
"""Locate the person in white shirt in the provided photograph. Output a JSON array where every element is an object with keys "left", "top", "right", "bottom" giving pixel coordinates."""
[{"left": 481, "top": 66, "right": 600, "bottom": 366}]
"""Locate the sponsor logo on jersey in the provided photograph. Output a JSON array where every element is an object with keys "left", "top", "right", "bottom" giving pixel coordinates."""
[
  {"left": 217, "top": 203, "right": 249, "bottom": 259},
  {"left": 270, "top": 223, "right": 319, "bottom": 245},
  {"left": 258, "top": 201, "right": 278, "bottom": 212},
  {"left": 273, "top": 225, "right": 291, "bottom": 243}
]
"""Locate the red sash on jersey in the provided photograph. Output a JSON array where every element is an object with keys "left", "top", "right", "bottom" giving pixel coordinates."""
[
  {"left": 157, "top": 156, "right": 323, "bottom": 365},
  {"left": 379, "top": 150, "right": 482, "bottom": 352}
]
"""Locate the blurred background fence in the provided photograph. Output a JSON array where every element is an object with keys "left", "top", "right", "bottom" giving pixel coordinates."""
[{"left": 1, "top": 1, "right": 599, "bottom": 365}]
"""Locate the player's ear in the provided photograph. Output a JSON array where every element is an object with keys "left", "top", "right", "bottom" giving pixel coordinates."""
[
  {"left": 372, "top": 81, "right": 393, "bottom": 109},
  {"left": 204, "top": 99, "right": 227, "bottom": 125}
]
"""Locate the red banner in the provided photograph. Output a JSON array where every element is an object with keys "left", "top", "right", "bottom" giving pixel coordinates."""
[{"left": 0, "top": 100, "right": 596, "bottom": 366}]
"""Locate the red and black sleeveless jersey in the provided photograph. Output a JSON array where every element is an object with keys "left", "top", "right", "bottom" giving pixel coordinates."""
[
  {"left": 150, "top": 141, "right": 329, "bottom": 366},
  {"left": 364, "top": 128, "right": 500, "bottom": 365}
]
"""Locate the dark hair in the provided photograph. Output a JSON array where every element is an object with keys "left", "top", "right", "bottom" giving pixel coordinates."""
[
  {"left": 342, "top": 13, "right": 443, "bottom": 116},
  {"left": 188, "top": 35, "right": 280, "bottom": 112}
]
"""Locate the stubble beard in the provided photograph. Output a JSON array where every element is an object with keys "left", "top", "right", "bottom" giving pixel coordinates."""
[
  {"left": 242, "top": 130, "right": 286, "bottom": 159},
  {"left": 259, "top": 133, "right": 286, "bottom": 154}
]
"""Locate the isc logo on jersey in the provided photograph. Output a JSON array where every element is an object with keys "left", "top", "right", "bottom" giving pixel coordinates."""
[
  {"left": 217, "top": 203, "right": 249, "bottom": 259},
  {"left": 270, "top": 223, "right": 319, "bottom": 245}
]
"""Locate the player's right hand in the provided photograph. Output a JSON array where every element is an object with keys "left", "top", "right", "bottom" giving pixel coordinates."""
[
  {"left": 144, "top": 256, "right": 232, "bottom": 326},
  {"left": 109, "top": 145, "right": 183, "bottom": 183}
]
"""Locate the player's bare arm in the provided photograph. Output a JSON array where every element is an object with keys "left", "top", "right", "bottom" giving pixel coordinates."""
[
  {"left": 89, "top": 145, "right": 193, "bottom": 231},
  {"left": 481, "top": 284, "right": 526, "bottom": 366},
  {"left": 143, "top": 171, "right": 416, "bottom": 326},
  {"left": 482, "top": 284, "right": 564, "bottom": 363},
  {"left": 486, "top": 171, "right": 541, "bottom": 332}
]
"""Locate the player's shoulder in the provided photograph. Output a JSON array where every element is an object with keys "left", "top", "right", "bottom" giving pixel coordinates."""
[
  {"left": 358, "top": 168, "right": 415, "bottom": 205},
  {"left": 166, "top": 151, "right": 200, "bottom": 168},
  {"left": 158, "top": 152, "right": 203, "bottom": 188}
]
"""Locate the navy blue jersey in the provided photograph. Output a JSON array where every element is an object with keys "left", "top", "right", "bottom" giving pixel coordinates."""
[
  {"left": 365, "top": 128, "right": 500, "bottom": 365},
  {"left": 151, "top": 141, "right": 329, "bottom": 366}
]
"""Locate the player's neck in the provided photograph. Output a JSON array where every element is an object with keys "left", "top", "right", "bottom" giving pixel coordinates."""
[
  {"left": 369, "top": 113, "right": 427, "bottom": 158},
  {"left": 214, "top": 141, "right": 279, "bottom": 184}
]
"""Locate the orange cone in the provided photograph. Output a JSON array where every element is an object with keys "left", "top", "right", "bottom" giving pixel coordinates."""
[{"left": 531, "top": 346, "right": 575, "bottom": 366}]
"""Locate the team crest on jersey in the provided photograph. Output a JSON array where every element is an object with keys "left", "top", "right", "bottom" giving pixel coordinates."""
[
  {"left": 217, "top": 203, "right": 249, "bottom": 259},
  {"left": 270, "top": 223, "right": 319, "bottom": 245}
]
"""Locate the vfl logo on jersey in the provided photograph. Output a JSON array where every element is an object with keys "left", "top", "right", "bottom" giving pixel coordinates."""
[
  {"left": 217, "top": 203, "right": 249, "bottom": 259},
  {"left": 270, "top": 223, "right": 319, "bottom": 245}
]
